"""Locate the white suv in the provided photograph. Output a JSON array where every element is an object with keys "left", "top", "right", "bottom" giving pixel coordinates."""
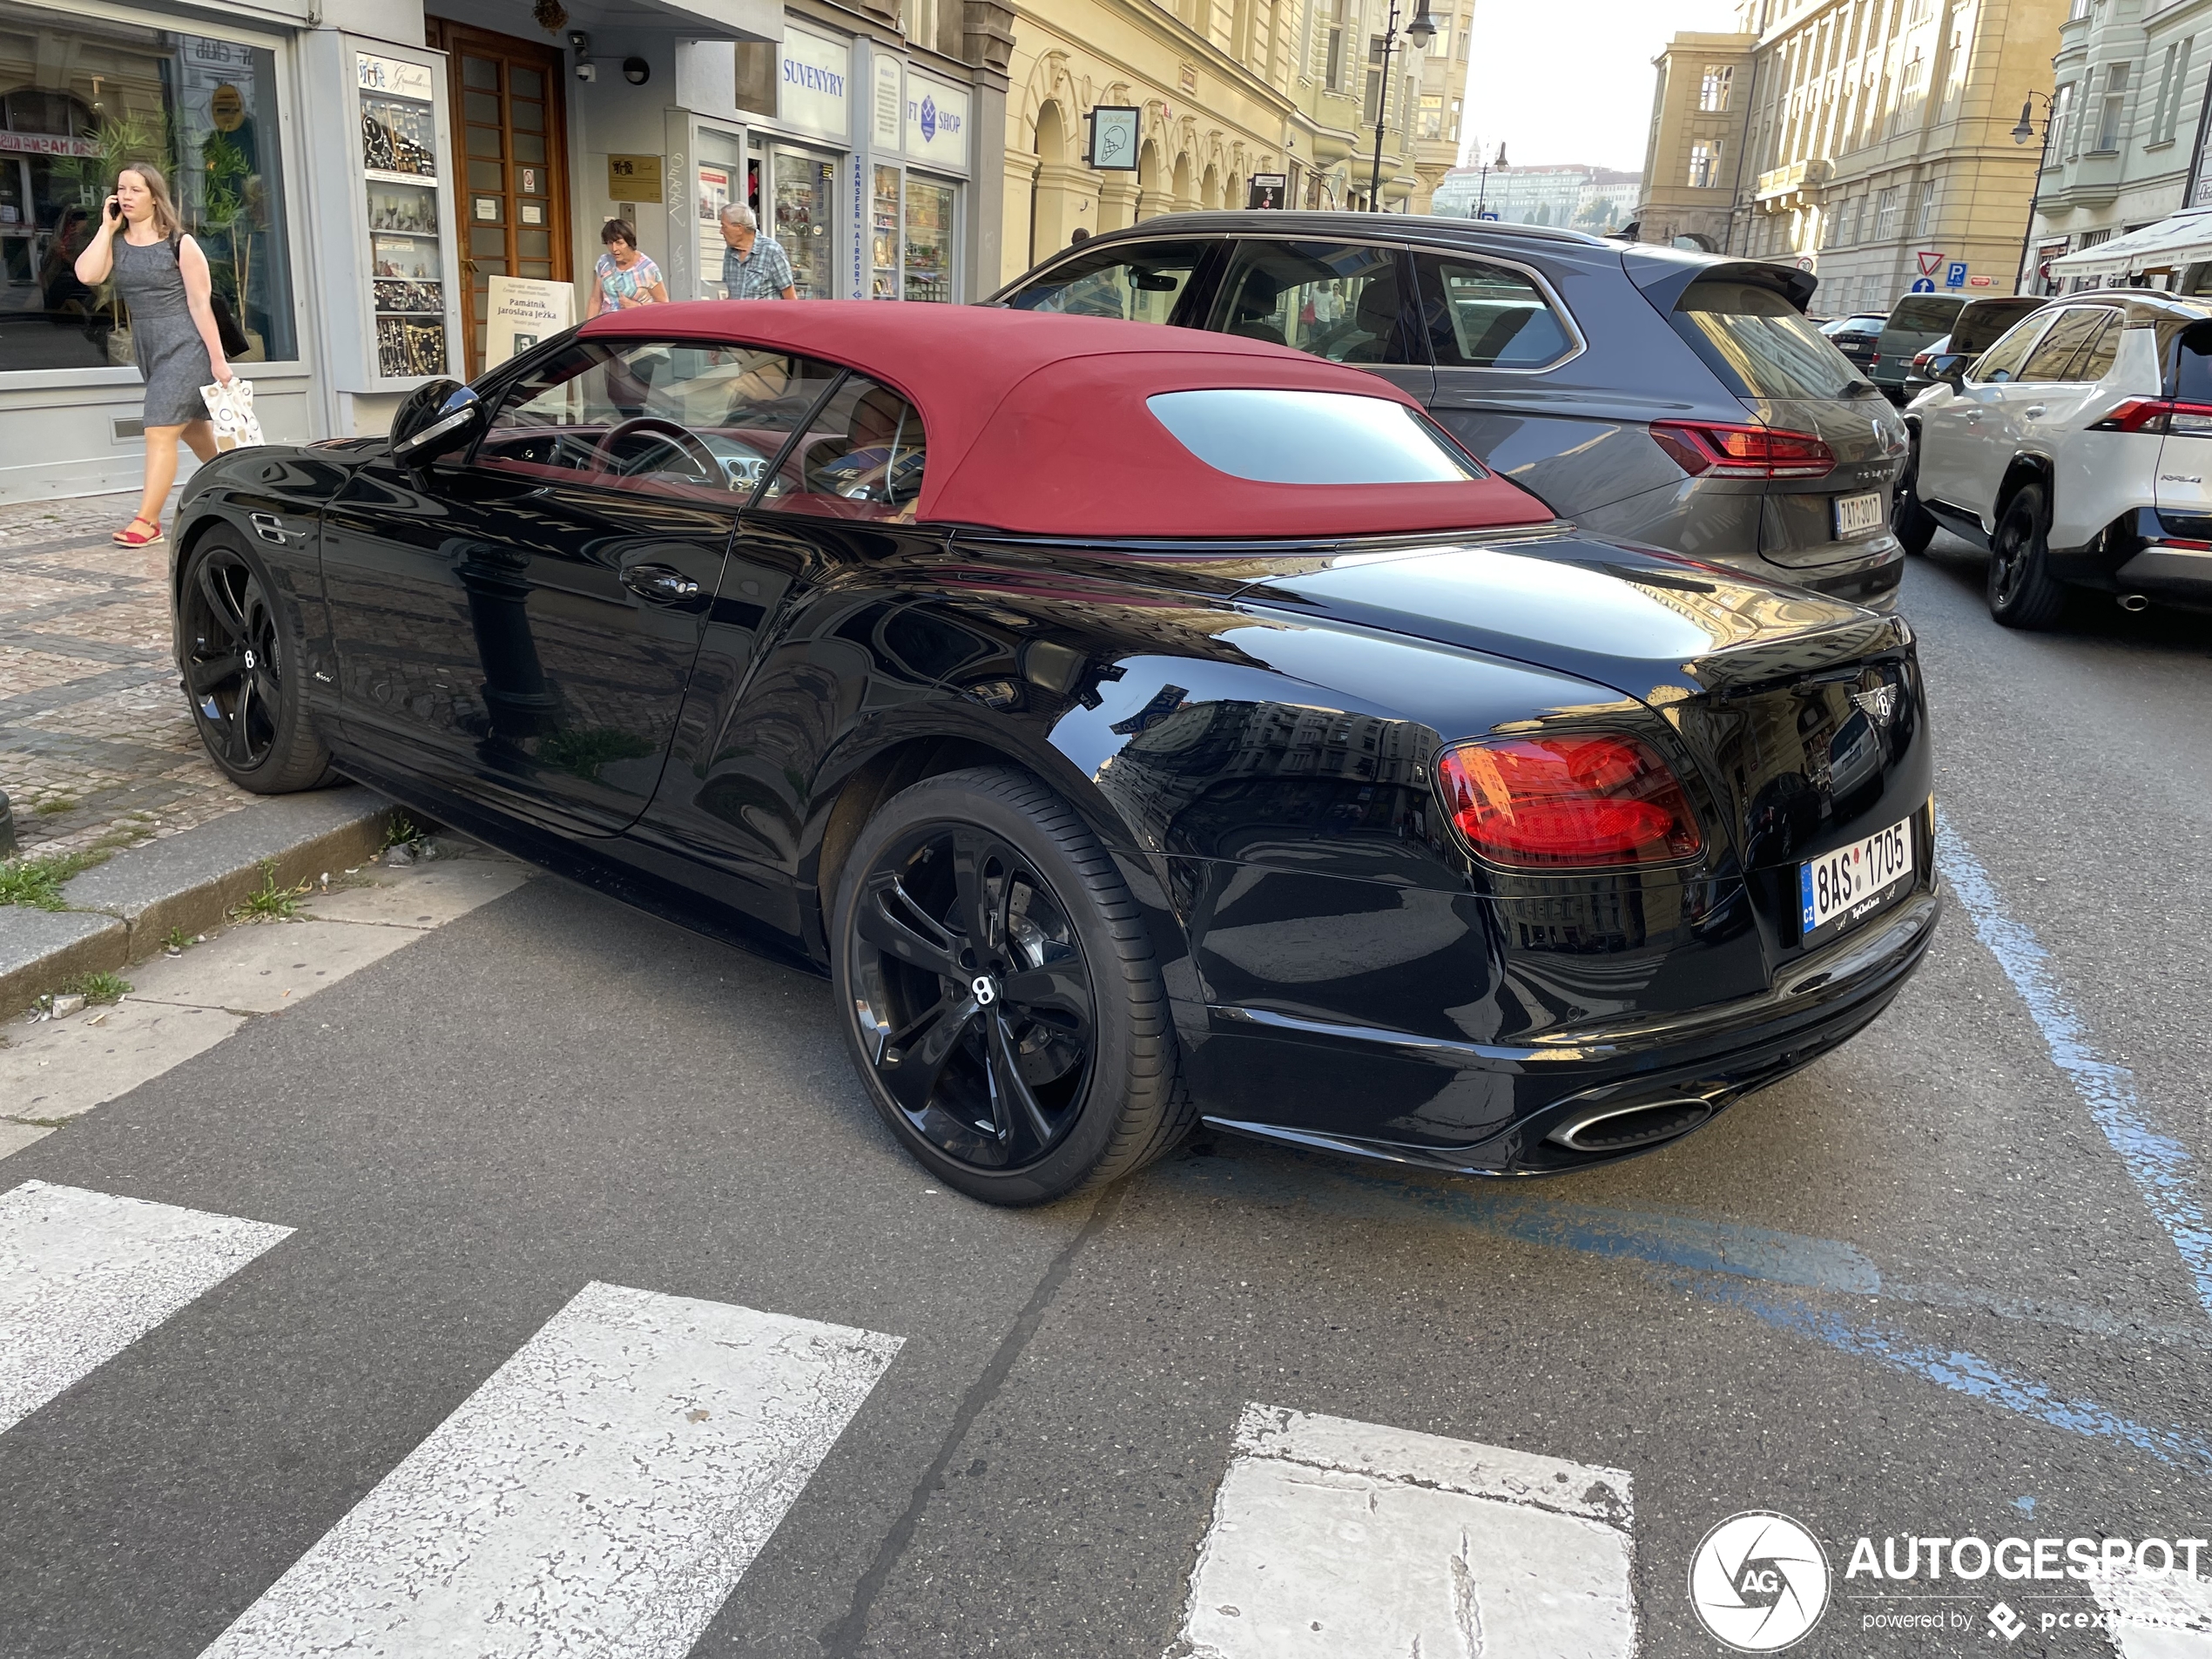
[{"left": 1892, "top": 292, "right": 2212, "bottom": 626}]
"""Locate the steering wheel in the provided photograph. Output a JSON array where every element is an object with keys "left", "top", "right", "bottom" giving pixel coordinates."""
[{"left": 592, "top": 416, "right": 730, "bottom": 488}]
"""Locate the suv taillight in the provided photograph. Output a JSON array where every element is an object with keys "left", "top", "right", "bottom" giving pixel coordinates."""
[
  {"left": 2088, "top": 398, "right": 2212, "bottom": 435},
  {"left": 1649, "top": 421, "right": 1836, "bottom": 480},
  {"left": 1434, "top": 736, "right": 1703, "bottom": 870}
]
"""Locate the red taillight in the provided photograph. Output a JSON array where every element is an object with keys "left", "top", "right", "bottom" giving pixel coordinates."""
[
  {"left": 1434, "top": 736, "right": 1704, "bottom": 870},
  {"left": 2087, "top": 398, "right": 2212, "bottom": 435},
  {"left": 1649, "top": 420, "right": 1836, "bottom": 480},
  {"left": 1911, "top": 351, "right": 1932, "bottom": 370}
]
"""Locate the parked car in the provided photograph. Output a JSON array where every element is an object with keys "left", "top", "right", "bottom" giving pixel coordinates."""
[
  {"left": 1894, "top": 291, "right": 2212, "bottom": 624},
  {"left": 1901, "top": 296, "right": 2047, "bottom": 401},
  {"left": 1870, "top": 293, "right": 1967, "bottom": 403},
  {"left": 171, "top": 303, "right": 1938, "bottom": 1203},
  {"left": 1822, "top": 312, "right": 1888, "bottom": 372},
  {"left": 993, "top": 213, "right": 1909, "bottom": 610}
]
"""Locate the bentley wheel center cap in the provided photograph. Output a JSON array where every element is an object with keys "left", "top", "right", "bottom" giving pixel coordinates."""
[
  {"left": 970, "top": 974, "right": 998, "bottom": 1007},
  {"left": 243, "top": 649, "right": 257, "bottom": 670}
]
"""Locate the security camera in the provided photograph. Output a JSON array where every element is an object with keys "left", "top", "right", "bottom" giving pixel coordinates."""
[
  {"left": 576, "top": 59, "right": 597, "bottom": 81},
  {"left": 567, "top": 29, "right": 590, "bottom": 49}
]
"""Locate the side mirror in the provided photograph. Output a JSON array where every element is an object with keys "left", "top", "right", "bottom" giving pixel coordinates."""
[
  {"left": 391, "top": 382, "right": 484, "bottom": 467},
  {"left": 1931, "top": 353, "right": 1972, "bottom": 388}
]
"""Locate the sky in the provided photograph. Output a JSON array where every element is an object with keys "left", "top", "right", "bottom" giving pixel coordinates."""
[{"left": 1455, "top": 0, "right": 1746, "bottom": 175}]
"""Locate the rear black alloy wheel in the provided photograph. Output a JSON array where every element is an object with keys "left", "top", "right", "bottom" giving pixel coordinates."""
[
  {"left": 178, "top": 536, "right": 334, "bottom": 792},
  {"left": 1892, "top": 435, "right": 1937, "bottom": 555},
  {"left": 1986, "top": 481, "right": 2067, "bottom": 630},
  {"left": 833, "top": 767, "right": 1192, "bottom": 1205}
]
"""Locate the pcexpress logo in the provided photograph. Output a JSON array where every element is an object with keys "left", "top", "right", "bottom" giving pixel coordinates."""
[{"left": 1689, "top": 1511, "right": 1832, "bottom": 1651}]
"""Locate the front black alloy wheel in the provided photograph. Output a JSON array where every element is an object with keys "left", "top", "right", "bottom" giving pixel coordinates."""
[
  {"left": 1986, "top": 481, "right": 2067, "bottom": 631},
  {"left": 179, "top": 536, "right": 334, "bottom": 792},
  {"left": 833, "top": 767, "right": 1192, "bottom": 1204}
]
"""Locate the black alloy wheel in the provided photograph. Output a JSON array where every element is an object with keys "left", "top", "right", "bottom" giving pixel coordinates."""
[
  {"left": 178, "top": 536, "right": 334, "bottom": 792},
  {"left": 1892, "top": 434, "right": 1937, "bottom": 555},
  {"left": 833, "top": 767, "right": 1192, "bottom": 1205},
  {"left": 1986, "top": 481, "right": 2067, "bottom": 631}
]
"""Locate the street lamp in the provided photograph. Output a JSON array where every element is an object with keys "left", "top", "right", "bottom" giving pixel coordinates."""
[
  {"left": 1474, "top": 141, "right": 1507, "bottom": 219},
  {"left": 1366, "top": 0, "right": 1436, "bottom": 212},
  {"left": 2013, "top": 91, "right": 2055, "bottom": 296}
]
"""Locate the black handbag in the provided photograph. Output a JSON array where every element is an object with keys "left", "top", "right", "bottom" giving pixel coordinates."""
[{"left": 168, "top": 233, "right": 253, "bottom": 358}]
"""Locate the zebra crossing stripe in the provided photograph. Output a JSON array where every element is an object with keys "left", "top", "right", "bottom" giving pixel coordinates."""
[
  {"left": 0, "top": 1180, "right": 292, "bottom": 1436},
  {"left": 198, "top": 1281, "right": 902, "bottom": 1659},
  {"left": 1166, "top": 1404, "right": 1637, "bottom": 1658}
]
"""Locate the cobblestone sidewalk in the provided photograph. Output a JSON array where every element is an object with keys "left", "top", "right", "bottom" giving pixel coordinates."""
[{"left": 1, "top": 492, "right": 251, "bottom": 864}]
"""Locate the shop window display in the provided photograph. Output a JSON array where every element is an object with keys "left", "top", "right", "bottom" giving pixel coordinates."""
[
  {"left": 903, "top": 176, "right": 953, "bottom": 303},
  {"left": 0, "top": 3, "right": 296, "bottom": 374}
]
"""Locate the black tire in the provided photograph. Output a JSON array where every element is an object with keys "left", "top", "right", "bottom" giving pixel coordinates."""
[
  {"left": 177, "top": 533, "right": 334, "bottom": 792},
  {"left": 1892, "top": 435, "right": 1938, "bottom": 555},
  {"left": 1986, "top": 481, "right": 2068, "bottom": 630},
  {"left": 831, "top": 766, "right": 1194, "bottom": 1205}
]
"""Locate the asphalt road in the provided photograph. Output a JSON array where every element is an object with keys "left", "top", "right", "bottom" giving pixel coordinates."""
[{"left": 3, "top": 534, "right": 2209, "bottom": 1659}]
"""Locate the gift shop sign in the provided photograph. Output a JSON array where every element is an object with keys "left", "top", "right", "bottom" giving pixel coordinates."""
[
  {"left": 905, "top": 74, "right": 968, "bottom": 169},
  {"left": 779, "top": 26, "right": 851, "bottom": 140}
]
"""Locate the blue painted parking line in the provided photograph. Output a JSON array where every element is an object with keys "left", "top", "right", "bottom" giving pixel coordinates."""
[
  {"left": 1937, "top": 809, "right": 2212, "bottom": 1323},
  {"left": 1686, "top": 1272, "right": 2212, "bottom": 1475}
]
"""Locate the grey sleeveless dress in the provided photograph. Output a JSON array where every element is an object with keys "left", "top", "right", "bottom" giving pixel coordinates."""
[{"left": 111, "top": 233, "right": 214, "bottom": 427}]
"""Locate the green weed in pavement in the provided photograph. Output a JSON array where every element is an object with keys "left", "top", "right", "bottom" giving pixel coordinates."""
[
  {"left": 60, "top": 970, "right": 130, "bottom": 1005},
  {"left": 233, "top": 859, "right": 309, "bottom": 922},
  {"left": 0, "top": 851, "right": 102, "bottom": 909}
]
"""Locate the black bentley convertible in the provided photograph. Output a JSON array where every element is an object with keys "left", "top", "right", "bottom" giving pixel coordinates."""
[{"left": 172, "top": 302, "right": 1938, "bottom": 1204}]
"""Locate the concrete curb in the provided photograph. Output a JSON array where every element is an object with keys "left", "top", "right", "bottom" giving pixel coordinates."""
[{"left": 1, "top": 786, "right": 393, "bottom": 1015}]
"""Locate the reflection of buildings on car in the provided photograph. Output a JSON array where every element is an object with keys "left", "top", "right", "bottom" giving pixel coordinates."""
[{"left": 0, "top": 0, "right": 996, "bottom": 501}]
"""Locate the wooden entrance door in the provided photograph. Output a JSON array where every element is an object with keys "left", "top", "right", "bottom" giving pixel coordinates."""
[{"left": 425, "top": 19, "right": 570, "bottom": 374}]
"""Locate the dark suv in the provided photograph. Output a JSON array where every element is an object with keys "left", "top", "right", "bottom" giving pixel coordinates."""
[{"left": 993, "top": 212, "right": 1909, "bottom": 607}]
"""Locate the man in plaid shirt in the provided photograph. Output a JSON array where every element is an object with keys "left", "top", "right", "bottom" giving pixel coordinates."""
[{"left": 718, "top": 203, "right": 798, "bottom": 300}]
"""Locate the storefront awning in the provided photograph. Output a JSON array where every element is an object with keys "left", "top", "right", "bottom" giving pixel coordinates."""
[
  {"left": 570, "top": 0, "right": 781, "bottom": 41},
  {"left": 2047, "top": 208, "right": 2212, "bottom": 280}
]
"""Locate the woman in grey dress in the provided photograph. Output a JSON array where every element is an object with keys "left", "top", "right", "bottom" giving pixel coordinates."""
[{"left": 73, "top": 164, "right": 235, "bottom": 547}]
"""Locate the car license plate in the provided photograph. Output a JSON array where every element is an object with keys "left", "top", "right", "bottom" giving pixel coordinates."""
[
  {"left": 1833, "top": 490, "right": 1885, "bottom": 539},
  {"left": 1799, "top": 816, "right": 1914, "bottom": 941}
]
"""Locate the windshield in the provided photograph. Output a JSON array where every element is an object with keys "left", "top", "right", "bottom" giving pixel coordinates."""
[{"left": 1668, "top": 280, "right": 1865, "bottom": 401}]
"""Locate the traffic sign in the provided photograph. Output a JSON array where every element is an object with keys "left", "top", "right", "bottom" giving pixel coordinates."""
[
  {"left": 1945, "top": 260, "right": 1969, "bottom": 288},
  {"left": 1968, "top": 274, "right": 1994, "bottom": 287},
  {"left": 1916, "top": 250, "right": 1946, "bottom": 276},
  {"left": 1477, "top": 211, "right": 1500, "bottom": 220},
  {"left": 1909, "top": 276, "right": 1937, "bottom": 293}
]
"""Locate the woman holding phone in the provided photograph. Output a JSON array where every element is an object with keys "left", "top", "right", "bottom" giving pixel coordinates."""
[{"left": 74, "top": 164, "right": 233, "bottom": 547}]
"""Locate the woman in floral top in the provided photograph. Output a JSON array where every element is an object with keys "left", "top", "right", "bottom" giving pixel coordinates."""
[{"left": 588, "top": 219, "right": 669, "bottom": 316}]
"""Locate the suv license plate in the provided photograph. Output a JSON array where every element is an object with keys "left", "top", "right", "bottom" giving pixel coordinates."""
[
  {"left": 1800, "top": 816, "right": 1914, "bottom": 941},
  {"left": 1834, "top": 490, "right": 1885, "bottom": 539}
]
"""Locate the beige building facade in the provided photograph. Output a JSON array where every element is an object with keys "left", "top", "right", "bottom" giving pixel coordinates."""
[
  {"left": 1641, "top": 0, "right": 2066, "bottom": 320},
  {"left": 1636, "top": 31, "right": 1757, "bottom": 251},
  {"left": 997, "top": 0, "right": 1464, "bottom": 283}
]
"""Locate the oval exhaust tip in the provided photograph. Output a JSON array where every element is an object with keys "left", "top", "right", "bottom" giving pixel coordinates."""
[
  {"left": 1547, "top": 1098, "right": 1713, "bottom": 1154},
  {"left": 2119, "top": 592, "right": 2150, "bottom": 612}
]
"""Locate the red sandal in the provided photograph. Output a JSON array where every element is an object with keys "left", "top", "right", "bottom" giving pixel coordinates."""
[{"left": 111, "top": 516, "right": 164, "bottom": 547}]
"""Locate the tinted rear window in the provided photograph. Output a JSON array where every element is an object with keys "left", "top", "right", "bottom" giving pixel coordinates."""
[
  {"left": 1669, "top": 280, "right": 1864, "bottom": 400},
  {"left": 1146, "top": 389, "right": 1483, "bottom": 484},
  {"left": 2171, "top": 321, "right": 2212, "bottom": 402},
  {"left": 1885, "top": 296, "right": 1965, "bottom": 334}
]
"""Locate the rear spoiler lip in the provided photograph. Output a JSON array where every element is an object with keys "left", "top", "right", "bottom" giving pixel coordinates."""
[{"left": 1621, "top": 255, "right": 1818, "bottom": 317}]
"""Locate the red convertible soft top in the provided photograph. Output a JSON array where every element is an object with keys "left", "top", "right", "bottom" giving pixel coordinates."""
[{"left": 577, "top": 300, "right": 1552, "bottom": 540}]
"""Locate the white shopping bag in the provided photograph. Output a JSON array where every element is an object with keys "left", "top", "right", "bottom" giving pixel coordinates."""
[{"left": 199, "top": 377, "right": 263, "bottom": 450}]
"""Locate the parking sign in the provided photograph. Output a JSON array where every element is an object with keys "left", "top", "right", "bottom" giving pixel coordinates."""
[{"left": 1946, "top": 260, "right": 1969, "bottom": 288}]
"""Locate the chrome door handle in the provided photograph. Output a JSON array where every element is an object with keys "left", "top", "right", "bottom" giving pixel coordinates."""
[
  {"left": 2022, "top": 405, "right": 2047, "bottom": 418},
  {"left": 621, "top": 563, "right": 703, "bottom": 604}
]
